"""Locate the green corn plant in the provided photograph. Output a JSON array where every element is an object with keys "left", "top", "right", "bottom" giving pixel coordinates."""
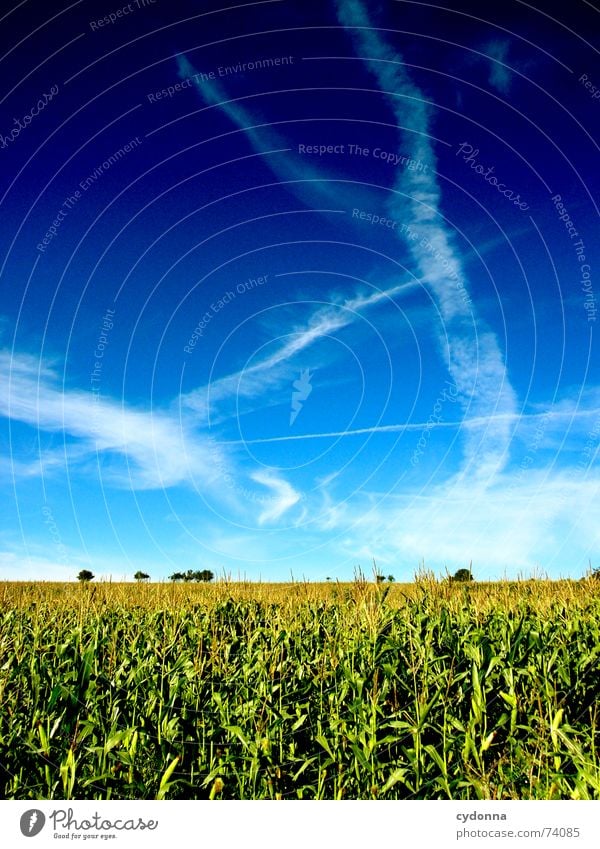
[{"left": 0, "top": 579, "right": 599, "bottom": 799}]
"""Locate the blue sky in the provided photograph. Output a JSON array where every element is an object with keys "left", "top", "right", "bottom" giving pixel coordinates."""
[{"left": 0, "top": 0, "right": 599, "bottom": 581}]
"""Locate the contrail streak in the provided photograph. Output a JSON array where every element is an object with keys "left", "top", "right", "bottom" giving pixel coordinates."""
[{"left": 215, "top": 408, "right": 597, "bottom": 446}]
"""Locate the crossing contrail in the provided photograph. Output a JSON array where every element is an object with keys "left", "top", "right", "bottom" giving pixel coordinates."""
[{"left": 215, "top": 408, "right": 597, "bottom": 446}]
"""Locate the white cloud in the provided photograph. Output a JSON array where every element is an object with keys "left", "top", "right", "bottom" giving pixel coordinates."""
[
  {"left": 175, "top": 54, "right": 386, "bottom": 216},
  {"left": 335, "top": 0, "right": 519, "bottom": 485},
  {"left": 0, "top": 546, "right": 174, "bottom": 582},
  {"left": 214, "top": 403, "right": 600, "bottom": 446},
  {"left": 182, "top": 41, "right": 520, "bottom": 486},
  {"left": 251, "top": 470, "right": 302, "bottom": 524},
  {"left": 310, "top": 470, "right": 600, "bottom": 578},
  {"left": 1, "top": 348, "right": 312, "bottom": 532},
  {"left": 0, "top": 550, "right": 76, "bottom": 581},
  {"left": 485, "top": 40, "right": 512, "bottom": 94},
  {"left": 0, "top": 349, "right": 227, "bottom": 491},
  {"left": 180, "top": 281, "right": 418, "bottom": 423}
]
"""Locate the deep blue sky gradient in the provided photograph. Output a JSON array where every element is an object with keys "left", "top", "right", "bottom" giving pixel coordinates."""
[{"left": 1, "top": 0, "right": 599, "bottom": 580}]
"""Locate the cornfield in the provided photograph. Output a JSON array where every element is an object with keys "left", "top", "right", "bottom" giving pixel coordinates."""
[{"left": 1, "top": 577, "right": 599, "bottom": 800}]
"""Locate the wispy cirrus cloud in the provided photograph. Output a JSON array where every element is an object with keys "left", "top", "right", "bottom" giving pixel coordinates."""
[
  {"left": 175, "top": 54, "right": 384, "bottom": 214},
  {"left": 0, "top": 346, "right": 312, "bottom": 528},
  {"left": 180, "top": 280, "right": 418, "bottom": 422},
  {"left": 319, "top": 470, "right": 600, "bottom": 576},
  {"left": 171, "top": 9, "right": 599, "bottom": 577},
  {"left": 179, "top": 9, "right": 519, "bottom": 486},
  {"left": 0, "top": 349, "right": 227, "bottom": 491},
  {"left": 484, "top": 39, "right": 513, "bottom": 94},
  {"left": 334, "top": 0, "right": 519, "bottom": 484},
  {"left": 214, "top": 403, "right": 600, "bottom": 446},
  {"left": 251, "top": 470, "right": 302, "bottom": 524},
  {"left": 0, "top": 550, "right": 81, "bottom": 582}
]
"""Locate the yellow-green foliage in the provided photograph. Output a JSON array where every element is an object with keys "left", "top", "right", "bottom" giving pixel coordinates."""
[{"left": 0, "top": 577, "right": 598, "bottom": 799}]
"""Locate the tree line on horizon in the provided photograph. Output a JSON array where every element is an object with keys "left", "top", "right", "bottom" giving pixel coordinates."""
[
  {"left": 168, "top": 569, "right": 215, "bottom": 583},
  {"left": 74, "top": 564, "right": 600, "bottom": 584},
  {"left": 76, "top": 569, "right": 215, "bottom": 583}
]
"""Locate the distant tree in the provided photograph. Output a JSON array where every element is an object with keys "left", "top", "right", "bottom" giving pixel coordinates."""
[
  {"left": 77, "top": 569, "right": 94, "bottom": 582},
  {"left": 452, "top": 568, "right": 473, "bottom": 583},
  {"left": 197, "top": 569, "right": 214, "bottom": 583},
  {"left": 375, "top": 574, "right": 385, "bottom": 584},
  {"left": 172, "top": 569, "right": 215, "bottom": 582},
  {"left": 134, "top": 571, "right": 150, "bottom": 582},
  {"left": 387, "top": 575, "right": 395, "bottom": 582}
]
